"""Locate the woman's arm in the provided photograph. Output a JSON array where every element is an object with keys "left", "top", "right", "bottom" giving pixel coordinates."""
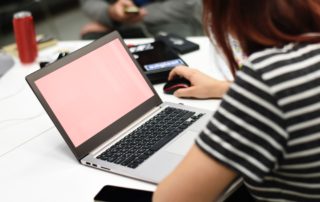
[
  {"left": 168, "top": 66, "right": 231, "bottom": 99},
  {"left": 153, "top": 145, "right": 237, "bottom": 202}
]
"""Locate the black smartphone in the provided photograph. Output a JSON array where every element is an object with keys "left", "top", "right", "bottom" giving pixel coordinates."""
[
  {"left": 94, "top": 185, "right": 153, "bottom": 202},
  {"left": 155, "top": 32, "right": 200, "bottom": 54}
]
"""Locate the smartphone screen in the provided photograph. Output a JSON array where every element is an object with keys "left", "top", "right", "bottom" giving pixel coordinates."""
[{"left": 94, "top": 185, "right": 153, "bottom": 202}]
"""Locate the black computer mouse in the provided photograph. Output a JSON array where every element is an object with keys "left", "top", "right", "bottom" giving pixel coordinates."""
[{"left": 163, "top": 77, "right": 191, "bottom": 94}]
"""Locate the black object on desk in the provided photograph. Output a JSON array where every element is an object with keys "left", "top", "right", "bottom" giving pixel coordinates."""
[
  {"left": 129, "top": 40, "right": 187, "bottom": 84},
  {"left": 39, "top": 51, "right": 69, "bottom": 68},
  {"left": 94, "top": 185, "right": 153, "bottom": 202},
  {"left": 163, "top": 77, "right": 191, "bottom": 94},
  {"left": 155, "top": 32, "right": 200, "bottom": 54}
]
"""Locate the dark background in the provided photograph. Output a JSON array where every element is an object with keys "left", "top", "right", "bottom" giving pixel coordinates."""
[{"left": 0, "top": 0, "right": 79, "bottom": 35}]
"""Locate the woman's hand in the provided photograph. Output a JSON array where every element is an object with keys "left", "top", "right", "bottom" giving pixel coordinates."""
[{"left": 168, "top": 66, "right": 231, "bottom": 99}]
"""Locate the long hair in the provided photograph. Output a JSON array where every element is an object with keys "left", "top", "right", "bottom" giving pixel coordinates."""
[{"left": 203, "top": 0, "right": 320, "bottom": 76}]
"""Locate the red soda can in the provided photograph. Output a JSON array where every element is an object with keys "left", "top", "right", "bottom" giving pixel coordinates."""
[{"left": 13, "top": 11, "right": 38, "bottom": 64}]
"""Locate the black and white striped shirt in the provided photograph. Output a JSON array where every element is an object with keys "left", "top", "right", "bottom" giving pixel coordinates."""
[{"left": 196, "top": 42, "right": 320, "bottom": 201}]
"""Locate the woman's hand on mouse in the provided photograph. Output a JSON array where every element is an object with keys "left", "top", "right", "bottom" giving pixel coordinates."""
[{"left": 168, "top": 66, "right": 231, "bottom": 99}]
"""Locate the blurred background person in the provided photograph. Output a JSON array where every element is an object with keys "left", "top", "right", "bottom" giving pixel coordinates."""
[{"left": 80, "top": 0, "right": 203, "bottom": 39}]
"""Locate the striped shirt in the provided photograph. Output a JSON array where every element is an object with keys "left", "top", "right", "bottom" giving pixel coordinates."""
[{"left": 196, "top": 42, "right": 320, "bottom": 202}]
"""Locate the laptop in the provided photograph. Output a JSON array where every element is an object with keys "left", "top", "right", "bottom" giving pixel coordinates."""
[{"left": 26, "top": 31, "right": 211, "bottom": 184}]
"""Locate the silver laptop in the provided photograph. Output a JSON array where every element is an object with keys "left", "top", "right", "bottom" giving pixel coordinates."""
[{"left": 26, "top": 31, "right": 211, "bottom": 184}]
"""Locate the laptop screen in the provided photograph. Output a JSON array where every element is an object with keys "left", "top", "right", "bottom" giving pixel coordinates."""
[{"left": 35, "top": 38, "right": 154, "bottom": 147}]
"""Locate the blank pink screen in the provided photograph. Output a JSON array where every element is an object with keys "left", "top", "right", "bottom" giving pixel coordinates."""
[{"left": 35, "top": 39, "right": 154, "bottom": 147}]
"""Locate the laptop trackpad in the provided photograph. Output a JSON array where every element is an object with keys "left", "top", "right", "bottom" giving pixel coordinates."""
[{"left": 165, "top": 131, "right": 199, "bottom": 156}]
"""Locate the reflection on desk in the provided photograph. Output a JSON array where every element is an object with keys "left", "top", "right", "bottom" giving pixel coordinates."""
[{"left": 0, "top": 37, "right": 232, "bottom": 202}]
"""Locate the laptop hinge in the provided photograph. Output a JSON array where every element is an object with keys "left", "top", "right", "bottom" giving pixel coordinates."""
[{"left": 89, "top": 105, "right": 165, "bottom": 156}]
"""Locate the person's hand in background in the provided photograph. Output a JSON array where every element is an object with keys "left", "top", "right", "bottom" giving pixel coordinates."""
[
  {"left": 168, "top": 66, "right": 231, "bottom": 99},
  {"left": 108, "top": 0, "right": 147, "bottom": 23}
]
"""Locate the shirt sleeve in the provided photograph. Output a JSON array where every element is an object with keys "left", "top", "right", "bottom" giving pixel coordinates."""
[{"left": 196, "top": 63, "right": 288, "bottom": 182}]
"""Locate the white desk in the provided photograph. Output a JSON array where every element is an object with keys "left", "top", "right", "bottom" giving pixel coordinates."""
[{"left": 0, "top": 37, "right": 232, "bottom": 202}]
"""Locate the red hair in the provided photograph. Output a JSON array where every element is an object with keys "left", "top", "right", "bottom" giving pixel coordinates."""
[{"left": 202, "top": 0, "right": 320, "bottom": 76}]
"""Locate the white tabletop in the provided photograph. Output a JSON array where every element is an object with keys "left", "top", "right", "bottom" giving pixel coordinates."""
[{"left": 0, "top": 37, "right": 232, "bottom": 202}]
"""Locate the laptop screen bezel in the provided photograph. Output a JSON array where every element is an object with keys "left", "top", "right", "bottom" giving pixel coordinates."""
[{"left": 26, "top": 31, "right": 162, "bottom": 160}]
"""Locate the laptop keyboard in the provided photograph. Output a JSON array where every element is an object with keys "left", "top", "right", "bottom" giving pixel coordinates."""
[{"left": 97, "top": 107, "right": 203, "bottom": 168}]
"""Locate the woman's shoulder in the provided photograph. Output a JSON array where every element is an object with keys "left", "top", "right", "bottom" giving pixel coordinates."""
[{"left": 245, "top": 42, "right": 320, "bottom": 73}]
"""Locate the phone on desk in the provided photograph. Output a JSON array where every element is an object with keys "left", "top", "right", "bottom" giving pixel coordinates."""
[
  {"left": 155, "top": 32, "right": 200, "bottom": 54},
  {"left": 94, "top": 185, "right": 153, "bottom": 202}
]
